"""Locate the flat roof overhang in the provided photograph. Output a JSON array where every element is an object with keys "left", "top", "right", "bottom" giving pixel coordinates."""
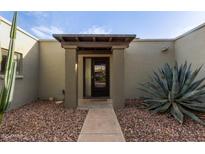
[{"left": 53, "top": 34, "right": 136, "bottom": 48}]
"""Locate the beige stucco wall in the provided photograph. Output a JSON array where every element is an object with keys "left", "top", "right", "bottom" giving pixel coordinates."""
[
  {"left": 0, "top": 18, "right": 39, "bottom": 109},
  {"left": 38, "top": 40, "right": 175, "bottom": 100},
  {"left": 39, "top": 41, "right": 65, "bottom": 100},
  {"left": 175, "top": 25, "right": 205, "bottom": 79},
  {"left": 124, "top": 40, "right": 175, "bottom": 98}
]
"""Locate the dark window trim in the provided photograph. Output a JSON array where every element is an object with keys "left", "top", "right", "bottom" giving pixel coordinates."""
[{"left": 0, "top": 48, "right": 24, "bottom": 79}]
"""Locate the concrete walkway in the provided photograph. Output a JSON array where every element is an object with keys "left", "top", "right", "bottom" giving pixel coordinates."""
[{"left": 78, "top": 102, "right": 125, "bottom": 142}]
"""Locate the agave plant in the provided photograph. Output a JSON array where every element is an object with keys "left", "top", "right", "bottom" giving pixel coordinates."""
[
  {"left": 0, "top": 12, "right": 18, "bottom": 123},
  {"left": 139, "top": 62, "right": 205, "bottom": 125}
]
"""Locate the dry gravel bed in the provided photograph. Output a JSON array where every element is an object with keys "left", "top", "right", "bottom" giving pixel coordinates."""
[
  {"left": 115, "top": 99, "right": 205, "bottom": 142},
  {"left": 0, "top": 101, "right": 88, "bottom": 142}
]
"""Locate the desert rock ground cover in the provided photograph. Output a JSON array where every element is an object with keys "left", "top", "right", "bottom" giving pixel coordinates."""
[
  {"left": 115, "top": 100, "right": 205, "bottom": 142},
  {"left": 0, "top": 101, "right": 88, "bottom": 142}
]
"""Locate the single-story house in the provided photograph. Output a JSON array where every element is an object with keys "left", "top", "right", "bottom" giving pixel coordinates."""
[{"left": 0, "top": 16, "right": 205, "bottom": 110}]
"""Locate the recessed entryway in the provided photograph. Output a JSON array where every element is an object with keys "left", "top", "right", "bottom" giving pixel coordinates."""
[{"left": 53, "top": 34, "right": 135, "bottom": 108}]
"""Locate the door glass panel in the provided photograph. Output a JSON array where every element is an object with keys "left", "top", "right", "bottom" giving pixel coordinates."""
[
  {"left": 94, "top": 64, "right": 106, "bottom": 88},
  {"left": 85, "top": 58, "right": 92, "bottom": 97}
]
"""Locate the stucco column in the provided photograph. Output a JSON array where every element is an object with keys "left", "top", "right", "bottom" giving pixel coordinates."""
[
  {"left": 112, "top": 46, "right": 125, "bottom": 108},
  {"left": 64, "top": 46, "right": 78, "bottom": 108}
]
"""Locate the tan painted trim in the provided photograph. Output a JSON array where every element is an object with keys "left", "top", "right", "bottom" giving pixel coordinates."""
[
  {"left": 63, "top": 45, "right": 78, "bottom": 49},
  {"left": 133, "top": 39, "right": 175, "bottom": 42},
  {"left": 1, "top": 47, "right": 21, "bottom": 53},
  {"left": 61, "top": 41, "right": 129, "bottom": 48},
  {"left": 38, "top": 39, "right": 57, "bottom": 42},
  {"left": 0, "top": 16, "right": 39, "bottom": 41},
  {"left": 175, "top": 22, "right": 205, "bottom": 40},
  {"left": 78, "top": 50, "right": 112, "bottom": 54},
  {"left": 112, "top": 45, "right": 128, "bottom": 49},
  {"left": 0, "top": 74, "right": 24, "bottom": 79},
  {"left": 40, "top": 38, "right": 175, "bottom": 43}
]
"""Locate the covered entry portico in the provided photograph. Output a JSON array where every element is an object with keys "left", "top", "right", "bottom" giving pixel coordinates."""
[{"left": 53, "top": 34, "right": 135, "bottom": 108}]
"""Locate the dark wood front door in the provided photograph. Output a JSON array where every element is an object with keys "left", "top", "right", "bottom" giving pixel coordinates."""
[
  {"left": 83, "top": 57, "right": 110, "bottom": 98},
  {"left": 91, "top": 57, "right": 109, "bottom": 97}
]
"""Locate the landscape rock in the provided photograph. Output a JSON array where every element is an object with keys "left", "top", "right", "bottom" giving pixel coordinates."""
[
  {"left": 0, "top": 101, "right": 88, "bottom": 142},
  {"left": 115, "top": 100, "right": 205, "bottom": 142}
]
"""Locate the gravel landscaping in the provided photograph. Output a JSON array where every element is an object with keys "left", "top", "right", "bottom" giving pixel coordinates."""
[
  {"left": 0, "top": 101, "right": 88, "bottom": 142},
  {"left": 115, "top": 99, "right": 205, "bottom": 142}
]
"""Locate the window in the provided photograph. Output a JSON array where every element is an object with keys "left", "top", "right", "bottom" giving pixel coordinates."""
[{"left": 0, "top": 48, "right": 23, "bottom": 76}]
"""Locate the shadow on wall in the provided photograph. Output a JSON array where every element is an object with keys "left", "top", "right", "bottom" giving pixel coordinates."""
[
  {"left": 0, "top": 42, "right": 39, "bottom": 110},
  {"left": 38, "top": 41, "right": 65, "bottom": 101},
  {"left": 124, "top": 41, "right": 175, "bottom": 99}
]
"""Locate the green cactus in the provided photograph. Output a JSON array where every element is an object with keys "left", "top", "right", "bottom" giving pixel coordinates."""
[{"left": 0, "top": 12, "right": 18, "bottom": 123}]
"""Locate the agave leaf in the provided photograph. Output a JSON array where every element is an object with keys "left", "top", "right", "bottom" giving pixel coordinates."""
[
  {"left": 177, "top": 63, "right": 183, "bottom": 83},
  {"left": 144, "top": 99, "right": 167, "bottom": 104},
  {"left": 180, "top": 89, "right": 205, "bottom": 101},
  {"left": 179, "top": 100, "right": 204, "bottom": 104},
  {"left": 159, "top": 67, "right": 171, "bottom": 91},
  {"left": 170, "top": 103, "right": 184, "bottom": 124},
  {"left": 180, "top": 75, "right": 205, "bottom": 97},
  {"left": 195, "top": 99, "right": 204, "bottom": 103},
  {"left": 172, "top": 62, "right": 179, "bottom": 97},
  {"left": 139, "top": 82, "right": 165, "bottom": 98},
  {"left": 186, "top": 77, "right": 205, "bottom": 93},
  {"left": 182, "top": 101, "right": 205, "bottom": 107},
  {"left": 190, "top": 93, "right": 205, "bottom": 100},
  {"left": 146, "top": 82, "right": 166, "bottom": 98},
  {"left": 147, "top": 101, "right": 167, "bottom": 110},
  {"left": 178, "top": 105, "right": 205, "bottom": 125},
  {"left": 180, "top": 65, "right": 203, "bottom": 95},
  {"left": 152, "top": 102, "right": 171, "bottom": 113},
  {"left": 138, "top": 87, "right": 159, "bottom": 98},
  {"left": 178, "top": 64, "right": 185, "bottom": 90},
  {"left": 163, "top": 63, "right": 173, "bottom": 90},
  {"left": 161, "top": 78, "right": 169, "bottom": 94},
  {"left": 151, "top": 77, "right": 168, "bottom": 96},
  {"left": 180, "top": 63, "right": 192, "bottom": 91},
  {"left": 181, "top": 105, "right": 205, "bottom": 112},
  {"left": 179, "top": 102, "right": 205, "bottom": 112},
  {"left": 153, "top": 71, "right": 169, "bottom": 95},
  {"left": 178, "top": 61, "right": 187, "bottom": 89},
  {"left": 197, "top": 84, "right": 205, "bottom": 90}
]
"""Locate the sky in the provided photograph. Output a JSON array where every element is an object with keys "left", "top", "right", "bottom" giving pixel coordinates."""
[{"left": 0, "top": 11, "right": 205, "bottom": 39}]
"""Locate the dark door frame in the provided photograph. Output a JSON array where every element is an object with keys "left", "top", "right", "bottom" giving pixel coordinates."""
[{"left": 83, "top": 57, "right": 110, "bottom": 98}]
